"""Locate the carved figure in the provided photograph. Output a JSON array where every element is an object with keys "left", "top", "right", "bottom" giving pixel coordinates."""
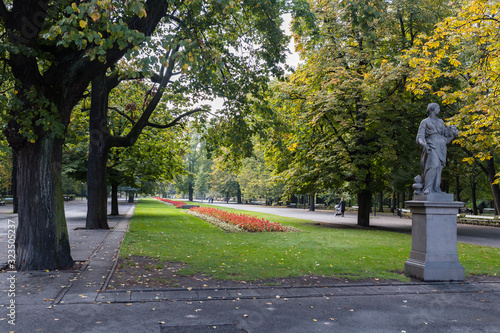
[{"left": 416, "top": 103, "right": 458, "bottom": 194}]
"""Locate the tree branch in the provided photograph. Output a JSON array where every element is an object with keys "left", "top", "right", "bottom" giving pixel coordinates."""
[
  {"left": 146, "top": 108, "right": 207, "bottom": 129},
  {"left": 108, "top": 44, "right": 180, "bottom": 148},
  {"left": 109, "top": 107, "right": 136, "bottom": 125}
]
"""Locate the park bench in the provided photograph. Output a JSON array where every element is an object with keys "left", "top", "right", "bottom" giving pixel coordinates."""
[
  {"left": 0, "top": 200, "right": 5, "bottom": 206},
  {"left": 396, "top": 208, "right": 410, "bottom": 218}
]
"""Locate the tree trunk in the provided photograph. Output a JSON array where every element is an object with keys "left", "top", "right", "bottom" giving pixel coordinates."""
[
  {"left": 236, "top": 183, "right": 242, "bottom": 204},
  {"left": 128, "top": 192, "right": 135, "bottom": 203},
  {"left": 12, "top": 148, "right": 18, "bottom": 214},
  {"left": 455, "top": 175, "right": 461, "bottom": 202},
  {"left": 188, "top": 180, "right": 194, "bottom": 202},
  {"left": 471, "top": 176, "right": 478, "bottom": 215},
  {"left": 378, "top": 191, "right": 383, "bottom": 212},
  {"left": 357, "top": 189, "right": 371, "bottom": 227},
  {"left": 86, "top": 72, "right": 110, "bottom": 229},
  {"left": 110, "top": 184, "right": 119, "bottom": 215},
  {"left": 309, "top": 193, "right": 315, "bottom": 211},
  {"left": 485, "top": 158, "right": 500, "bottom": 215},
  {"left": 15, "top": 136, "right": 73, "bottom": 270}
]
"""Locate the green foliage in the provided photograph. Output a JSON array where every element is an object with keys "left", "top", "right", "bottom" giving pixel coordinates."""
[
  {"left": 262, "top": 0, "right": 459, "bottom": 203},
  {"left": 406, "top": 0, "right": 500, "bottom": 182},
  {"left": 237, "top": 141, "right": 285, "bottom": 201}
]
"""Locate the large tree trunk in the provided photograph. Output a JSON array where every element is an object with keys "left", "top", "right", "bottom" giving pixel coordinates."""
[
  {"left": 378, "top": 191, "right": 383, "bottom": 212},
  {"left": 86, "top": 72, "right": 110, "bottom": 229},
  {"left": 15, "top": 136, "right": 73, "bottom": 270},
  {"left": 357, "top": 189, "right": 371, "bottom": 227},
  {"left": 455, "top": 175, "right": 461, "bottom": 202}
]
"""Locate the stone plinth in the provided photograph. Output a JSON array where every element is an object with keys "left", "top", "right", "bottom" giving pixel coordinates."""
[{"left": 404, "top": 196, "right": 465, "bottom": 281}]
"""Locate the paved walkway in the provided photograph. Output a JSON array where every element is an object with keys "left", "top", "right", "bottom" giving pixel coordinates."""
[{"left": 0, "top": 200, "right": 499, "bottom": 332}]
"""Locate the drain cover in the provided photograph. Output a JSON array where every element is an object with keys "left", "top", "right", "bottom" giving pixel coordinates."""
[{"left": 160, "top": 324, "right": 247, "bottom": 333}]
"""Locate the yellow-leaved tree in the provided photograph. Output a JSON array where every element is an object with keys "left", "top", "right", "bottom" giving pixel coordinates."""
[{"left": 406, "top": 0, "right": 500, "bottom": 213}]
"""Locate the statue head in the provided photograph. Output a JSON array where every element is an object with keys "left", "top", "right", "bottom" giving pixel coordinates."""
[{"left": 426, "top": 103, "right": 440, "bottom": 116}]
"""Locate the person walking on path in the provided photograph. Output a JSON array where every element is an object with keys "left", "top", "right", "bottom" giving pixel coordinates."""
[{"left": 339, "top": 197, "right": 346, "bottom": 217}]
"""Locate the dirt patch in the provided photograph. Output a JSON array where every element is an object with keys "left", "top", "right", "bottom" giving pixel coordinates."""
[{"left": 106, "top": 256, "right": 500, "bottom": 290}]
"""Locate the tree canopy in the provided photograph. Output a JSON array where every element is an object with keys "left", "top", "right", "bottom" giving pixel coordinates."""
[
  {"left": 259, "top": 0, "right": 459, "bottom": 225},
  {"left": 406, "top": 0, "right": 500, "bottom": 212}
]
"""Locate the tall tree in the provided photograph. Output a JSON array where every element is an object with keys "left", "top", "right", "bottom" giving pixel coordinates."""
[
  {"left": 0, "top": 0, "right": 289, "bottom": 270},
  {"left": 264, "top": 0, "right": 458, "bottom": 226},
  {"left": 406, "top": 0, "right": 500, "bottom": 213},
  {"left": 1, "top": 0, "right": 169, "bottom": 270}
]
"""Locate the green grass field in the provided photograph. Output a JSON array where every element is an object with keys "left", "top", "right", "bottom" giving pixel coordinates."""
[{"left": 119, "top": 199, "right": 500, "bottom": 282}]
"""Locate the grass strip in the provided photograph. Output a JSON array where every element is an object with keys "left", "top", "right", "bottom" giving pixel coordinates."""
[{"left": 121, "top": 199, "right": 500, "bottom": 282}]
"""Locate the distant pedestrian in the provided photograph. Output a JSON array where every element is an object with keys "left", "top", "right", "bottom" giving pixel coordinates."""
[{"left": 339, "top": 197, "right": 346, "bottom": 217}]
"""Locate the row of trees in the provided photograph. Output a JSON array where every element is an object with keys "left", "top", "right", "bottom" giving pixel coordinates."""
[
  {"left": 171, "top": 0, "right": 499, "bottom": 226},
  {"left": 242, "top": 0, "right": 500, "bottom": 226},
  {"left": 1, "top": 0, "right": 499, "bottom": 271},
  {"left": 0, "top": 0, "right": 293, "bottom": 270}
]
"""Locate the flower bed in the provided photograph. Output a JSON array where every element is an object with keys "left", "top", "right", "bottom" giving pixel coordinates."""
[
  {"left": 154, "top": 197, "right": 185, "bottom": 208},
  {"left": 188, "top": 206, "right": 299, "bottom": 232}
]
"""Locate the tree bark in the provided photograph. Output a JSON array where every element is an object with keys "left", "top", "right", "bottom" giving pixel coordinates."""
[
  {"left": 471, "top": 176, "right": 478, "bottom": 215},
  {"left": 110, "top": 184, "right": 119, "bottom": 215},
  {"left": 15, "top": 136, "right": 73, "bottom": 270},
  {"left": 237, "top": 183, "right": 242, "bottom": 204},
  {"left": 485, "top": 158, "right": 500, "bottom": 215},
  {"left": 357, "top": 189, "right": 371, "bottom": 227},
  {"left": 455, "top": 175, "right": 461, "bottom": 202},
  {"left": 309, "top": 193, "right": 315, "bottom": 211},
  {"left": 86, "top": 72, "right": 111, "bottom": 229},
  {"left": 188, "top": 181, "right": 194, "bottom": 202},
  {"left": 378, "top": 191, "right": 383, "bottom": 212},
  {"left": 12, "top": 148, "right": 18, "bottom": 213}
]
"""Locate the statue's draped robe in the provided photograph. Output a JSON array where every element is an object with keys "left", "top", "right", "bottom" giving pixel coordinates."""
[{"left": 417, "top": 117, "right": 447, "bottom": 193}]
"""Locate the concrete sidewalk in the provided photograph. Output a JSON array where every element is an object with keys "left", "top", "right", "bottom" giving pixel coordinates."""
[{"left": 1, "top": 200, "right": 499, "bottom": 332}]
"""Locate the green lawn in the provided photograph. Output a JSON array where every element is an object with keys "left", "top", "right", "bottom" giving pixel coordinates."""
[{"left": 120, "top": 199, "right": 500, "bottom": 282}]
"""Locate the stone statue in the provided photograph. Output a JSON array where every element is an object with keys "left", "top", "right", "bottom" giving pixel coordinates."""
[{"left": 415, "top": 103, "right": 458, "bottom": 194}]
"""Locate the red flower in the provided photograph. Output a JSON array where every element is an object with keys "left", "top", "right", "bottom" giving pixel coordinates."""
[{"left": 189, "top": 206, "right": 287, "bottom": 232}]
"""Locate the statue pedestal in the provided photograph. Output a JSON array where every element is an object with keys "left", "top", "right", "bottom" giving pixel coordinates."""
[{"left": 404, "top": 194, "right": 465, "bottom": 281}]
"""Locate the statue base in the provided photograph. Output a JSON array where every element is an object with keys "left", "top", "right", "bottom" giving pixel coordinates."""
[{"left": 404, "top": 197, "right": 465, "bottom": 281}]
